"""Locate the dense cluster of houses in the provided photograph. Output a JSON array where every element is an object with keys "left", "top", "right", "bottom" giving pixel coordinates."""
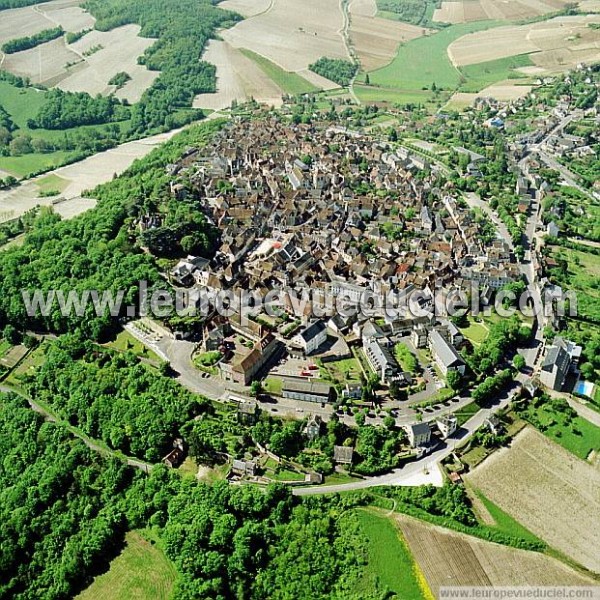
[{"left": 157, "top": 118, "right": 521, "bottom": 393}]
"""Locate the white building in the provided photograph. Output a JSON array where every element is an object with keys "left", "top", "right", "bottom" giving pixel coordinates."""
[
  {"left": 428, "top": 329, "right": 466, "bottom": 376},
  {"left": 404, "top": 422, "right": 431, "bottom": 448},
  {"left": 292, "top": 320, "right": 328, "bottom": 355},
  {"left": 436, "top": 414, "right": 457, "bottom": 439}
]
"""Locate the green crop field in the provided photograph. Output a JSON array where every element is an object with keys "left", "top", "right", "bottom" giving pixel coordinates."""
[
  {"left": 459, "top": 54, "right": 534, "bottom": 91},
  {"left": 239, "top": 49, "right": 319, "bottom": 96},
  {"left": 0, "top": 152, "right": 77, "bottom": 178},
  {"left": 36, "top": 173, "right": 69, "bottom": 194},
  {"left": 355, "top": 84, "right": 435, "bottom": 105},
  {"left": 76, "top": 529, "right": 177, "bottom": 600},
  {"left": 352, "top": 509, "right": 428, "bottom": 598},
  {"left": 368, "top": 21, "right": 503, "bottom": 93}
]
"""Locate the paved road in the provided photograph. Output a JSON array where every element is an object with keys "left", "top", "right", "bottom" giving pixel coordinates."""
[{"left": 293, "top": 382, "right": 520, "bottom": 495}]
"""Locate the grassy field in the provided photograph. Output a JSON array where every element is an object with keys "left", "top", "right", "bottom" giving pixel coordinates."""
[
  {"left": 105, "top": 330, "right": 160, "bottom": 362},
  {"left": 368, "top": 22, "right": 502, "bottom": 92},
  {"left": 263, "top": 376, "right": 283, "bottom": 395},
  {"left": 36, "top": 173, "right": 69, "bottom": 194},
  {"left": 354, "top": 84, "right": 436, "bottom": 105},
  {"left": 0, "top": 151, "right": 79, "bottom": 178},
  {"left": 353, "top": 509, "right": 429, "bottom": 599},
  {"left": 459, "top": 316, "right": 489, "bottom": 345},
  {"left": 395, "top": 343, "right": 418, "bottom": 373},
  {"left": 322, "top": 356, "right": 362, "bottom": 384},
  {"left": 549, "top": 245, "right": 600, "bottom": 323},
  {"left": 458, "top": 54, "right": 533, "bottom": 91},
  {"left": 5, "top": 342, "right": 46, "bottom": 387},
  {"left": 0, "top": 81, "right": 130, "bottom": 177},
  {"left": 239, "top": 49, "right": 319, "bottom": 95},
  {"left": 520, "top": 401, "right": 600, "bottom": 460},
  {"left": 472, "top": 489, "right": 545, "bottom": 546},
  {"left": 455, "top": 401, "right": 480, "bottom": 426},
  {"left": 76, "top": 529, "right": 177, "bottom": 600}
]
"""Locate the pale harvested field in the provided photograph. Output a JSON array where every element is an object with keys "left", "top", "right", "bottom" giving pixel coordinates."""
[
  {"left": 2, "top": 38, "right": 80, "bottom": 87},
  {"left": 478, "top": 81, "right": 533, "bottom": 99},
  {"left": 193, "top": 40, "right": 283, "bottom": 110},
  {"left": 449, "top": 26, "right": 538, "bottom": 65},
  {"left": 396, "top": 513, "right": 598, "bottom": 597},
  {"left": 0, "top": 5, "right": 56, "bottom": 47},
  {"left": 296, "top": 68, "right": 340, "bottom": 89},
  {"left": 478, "top": 0, "right": 507, "bottom": 19},
  {"left": 350, "top": 15, "right": 426, "bottom": 71},
  {"left": 467, "top": 427, "right": 600, "bottom": 574},
  {"left": 1, "top": 20, "right": 158, "bottom": 101},
  {"left": 579, "top": 0, "right": 600, "bottom": 11},
  {"left": 0, "top": 1, "right": 93, "bottom": 47},
  {"left": 35, "top": 0, "right": 95, "bottom": 32},
  {"left": 58, "top": 25, "right": 159, "bottom": 101},
  {"left": 434, "top": 0, "right": 488, "bottom": 24},
  {"left": 221, "top": 0, "right": 348, "bottom": 74},
  {"left": 435, "top": 0, "right": 575, "bottom": 23},
  {"left": 218, "top": 0, "right": 272, "bottom": 17},
  {"left": 349, "top": 0, "right": 377, "bottom": 17},
  {"left": 445, "top": 91, "right": 479, "bottom": 109},
  {"left": 0, "top": 127, "right": 181, "bottom": 222},
  {"left": 448, "top": 14, "right": 600, "bottom": 67}
]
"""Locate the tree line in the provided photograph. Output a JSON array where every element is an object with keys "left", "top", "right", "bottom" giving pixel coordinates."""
[
  {"left": 0, "top": 0, "right": 50, "bottom": 8},
  {"left": 1, "top": 26, "right": 64, "bottom": 54}
]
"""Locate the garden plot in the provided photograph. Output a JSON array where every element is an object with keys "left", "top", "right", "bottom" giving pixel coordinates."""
[
  {"left": 396, "top": 513, "right": 597, "bottom": 597},
  {"left": 466, "top": 427, "right": 600, "bottom": 574},
  {"left": 221, "top": 0, "right": 348, "bottom": 74},
  {"left": 193, "top": 40, "right": 284, "bottom": 110}
]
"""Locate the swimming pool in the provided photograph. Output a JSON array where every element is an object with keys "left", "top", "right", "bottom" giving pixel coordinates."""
[{"left": 575, "top": 380, "right": 595, "bottom": 398}]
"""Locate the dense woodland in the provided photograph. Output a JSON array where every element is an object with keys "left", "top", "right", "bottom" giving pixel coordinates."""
[
  {"left": 28, "top": 90, "right": 130, "bottom": 130},
  {"left": 0, "top": 392, "right": 369, "bottom": 599},
  {"left": 309, "top": 58, "right": 358, "bottom": 87},
  {"left": 83, "top": 0, "right": 241, "bottom": 132},
  {"left": 1, "top": 389, "right": 545, "bottom": 599},
  {"left": 0, "top": 119, "right": 223, "bottom": 338},
  {"left": 25, "top": 336, "right": 209, "bottom": 461},
  {"left": 376, "top": 0, "right": 442, "bottom": 27}
]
